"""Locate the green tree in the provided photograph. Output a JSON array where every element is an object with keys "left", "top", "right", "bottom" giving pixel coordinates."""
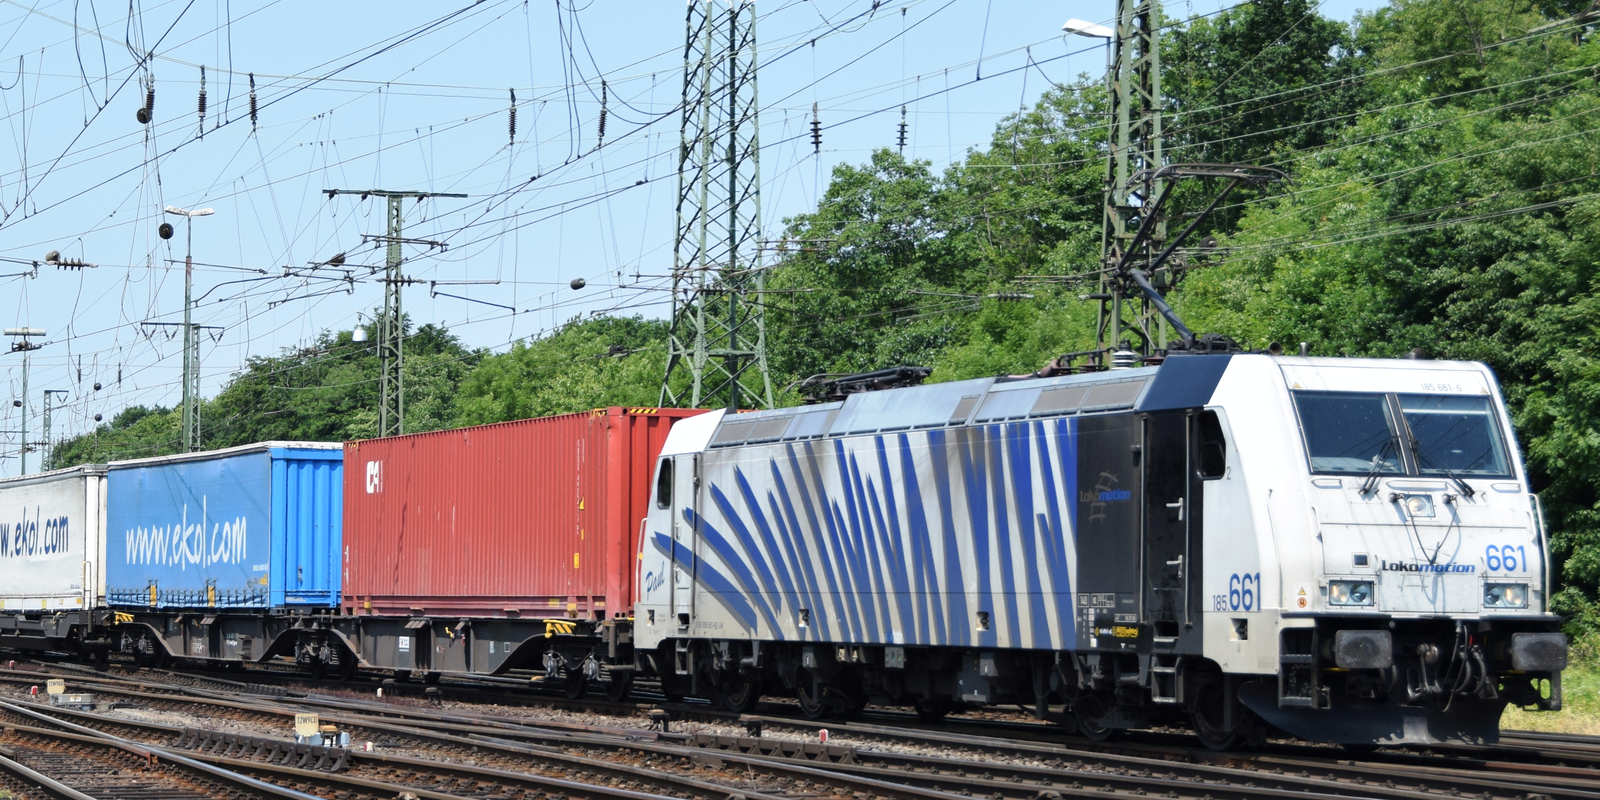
[
  {"left": 454, "top": 315, "right": 669, "bottom": 424},
  {"left": 765, "top": 82, "right": 1106, "bottom": 385}
]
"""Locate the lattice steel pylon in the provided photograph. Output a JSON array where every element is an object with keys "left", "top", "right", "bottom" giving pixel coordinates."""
[
  {"left": 1097, "top": 0, "right": 1170, "bottom": 354},
  {"left": 659, "top": 0, "right": 774, "bottom": 412}
]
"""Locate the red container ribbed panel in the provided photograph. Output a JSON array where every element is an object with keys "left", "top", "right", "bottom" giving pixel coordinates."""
[{"left": 341, "top": 408, "right": 702, "bottom": 619}]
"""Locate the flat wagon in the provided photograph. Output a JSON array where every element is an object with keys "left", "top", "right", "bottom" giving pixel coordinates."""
[
  {"left": 104, "top": 442, "right": 343, "bottom": 665},
  {"left": 334, "top": 407, "right": 701, "bottom": 684}
]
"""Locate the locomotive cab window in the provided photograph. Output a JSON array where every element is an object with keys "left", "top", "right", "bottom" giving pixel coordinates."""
[
  {"left": 1198, "top": 410, "right": 1227, "bottom": 479},
  {"left": 1398, "top": 394, "right": 1511, "bottom": 477},
  {"left": 1293, "top": 392, "right": 1406, "bottom": 474},
  {"left": 654, "top": 459, "right": 673, "bottom": 509},
  {"left": 1292, "top": 390, "right": 1511, "bottom": 477}
]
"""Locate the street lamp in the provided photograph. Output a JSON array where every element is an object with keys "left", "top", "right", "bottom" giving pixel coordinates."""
[
  {"left": 1063, "top": 19, "right": 1124, "bottom": 345},
  {"left": 164, "top": 205, "right": 215, "bottom": 452},
  {"left": 1061, "top": 19, "right": 1114, "bottom": 38},
  {"left": 4, "top": 328, "right": 46, "bottom": 474},
  {"left": 1062, "top": 19, "right": 1115, "bottom": 85}
]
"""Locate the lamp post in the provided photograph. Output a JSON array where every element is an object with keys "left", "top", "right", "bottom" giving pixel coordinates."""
[
  {"left": 1062, "top": 19, "right": 1125, "bottom": 348},
  {"left": 4, "top": 328, "right": 46, "bottom": 474},
  {"left": 164, "top": 205, "right": 214, "bottom": 452}
]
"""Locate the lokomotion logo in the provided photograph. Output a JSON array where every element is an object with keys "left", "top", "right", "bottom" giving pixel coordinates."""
[
  {"left": 1381, "top": 560, "right": 1476, "bottom": 574},
  {"left": 0, "top": 508, "right": 70, "bottom": 558},
  {"left": 123, "top": 496, "right": 247, "bottom": 569}
]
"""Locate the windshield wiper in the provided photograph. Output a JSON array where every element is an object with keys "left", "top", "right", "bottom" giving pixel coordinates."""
[
  {"left": 1400, "top": 417, "right": 1477, "bottom": 498},
  {"left": 1360, "top": 439, "right": 1396, "bottom": 496}
]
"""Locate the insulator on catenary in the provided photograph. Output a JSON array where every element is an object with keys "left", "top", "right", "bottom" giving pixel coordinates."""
[
  {"left": 508, "top": 88, "right": 517, "bottom": 144},
  {"left": 249, "top": 73, "right": 258, "bottom": 132},
  {"left": 137, "top": 76, "right": 155, "bottom": 124},
  {"left": 810, "top": 102, "right": 822, "bottom": 155},
  {"left": 597, "top": 80, "right": 608, "bottom": 144},
  {"left": 197, "top": 66, "right": 207, "bottom": 139},
  {"left": 897, "top": 105, "right": 908, "bottom": 152}
]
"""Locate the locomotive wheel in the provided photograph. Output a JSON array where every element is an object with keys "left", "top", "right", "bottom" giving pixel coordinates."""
[
  {"left": 1189, "top": 682, "right": 1242, "bottom": 751},
  {"left": 843, "top": 692, "right": 869, "bottom": 717},
  {"left": 796, "top": 676, "right": 829, "bottom": 720},
  {"left": 659, "top": 672, "right": 687, "bottom": 703},
  {"left": 719, "top": 674, "right": 762, "bottom": 713},
  {"left": 913, "top": 698, "right": 951, "bottom": 721},
  {"left": 1073, "top": 694, "right": 1121, "bottom": 742},
  {"left": 605, "top": 672, "right": 634, "bottom": 702}
]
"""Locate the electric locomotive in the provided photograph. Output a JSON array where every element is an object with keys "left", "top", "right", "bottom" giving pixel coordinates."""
[{"left": 633, "top": 349, "right": 1567, "bottom": 747}]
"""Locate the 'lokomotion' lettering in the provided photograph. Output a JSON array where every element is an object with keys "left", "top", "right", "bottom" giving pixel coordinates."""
[
  {"left": 1381, "top": 560, "right": 1476, "bottom": 574},
  {"left": 0, "top": 508, "right": 71, "bottom": 558},
  {"left": 123, "top": 496, "right": 247, "bottom": 569}
]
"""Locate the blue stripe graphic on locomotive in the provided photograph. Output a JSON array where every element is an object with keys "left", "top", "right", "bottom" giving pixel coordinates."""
[
  {"left": 649, "top": 530, "right": 761, "bottom": 628},
  {"left": 663, "top": 419, "right": 1082, "bottom": 649}
]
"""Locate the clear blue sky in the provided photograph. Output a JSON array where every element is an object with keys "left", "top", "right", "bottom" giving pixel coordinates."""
[{"left": 0, "top": 0, "right": 1377, "bottom": 474}]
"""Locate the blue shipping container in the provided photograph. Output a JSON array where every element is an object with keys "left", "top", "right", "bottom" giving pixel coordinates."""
[{"left": 105, "top": 442, "right": 343, "bottom": 609}]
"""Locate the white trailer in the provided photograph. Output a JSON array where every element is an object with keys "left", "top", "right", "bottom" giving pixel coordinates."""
[{"left": 0, "top": 465, "right": 108, "bottom": 646}]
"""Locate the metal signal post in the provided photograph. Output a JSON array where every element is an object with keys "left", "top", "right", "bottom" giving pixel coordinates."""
[
  {"left": 165, "top": 205, "right": 214, "bottom": 452},
  {"left": 41, "top": 389, "right": 67, "bottom": 471},
  {"left": 5, "top": 328, "right": 45, "bottom": 474},
  {"left": 324, "top": 189, "right": 465, "bottom": 438},
  {"left": 660, "top": 0, "right": 774, "bottom": 412}
]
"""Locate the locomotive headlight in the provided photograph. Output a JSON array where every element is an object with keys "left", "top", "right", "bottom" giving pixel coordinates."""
[
  {"left": 1403, "top": 494, "right": 1435, "bottom": 518},
  {"left": 1329, "top": 580, "right": 1374, "bottom": 606},
  {"left": 1484, "top": 583, "right": 1529, "bottom": 609}
]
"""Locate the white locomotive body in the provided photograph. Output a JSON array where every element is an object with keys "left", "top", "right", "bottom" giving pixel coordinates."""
[{"left": 634, "top": 353, "right": 1565, "bottom": 746}]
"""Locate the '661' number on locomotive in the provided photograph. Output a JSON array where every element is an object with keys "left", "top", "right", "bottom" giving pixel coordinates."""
[{"left": 1214, "top": 573, "right": 1261, "bottom": 612}]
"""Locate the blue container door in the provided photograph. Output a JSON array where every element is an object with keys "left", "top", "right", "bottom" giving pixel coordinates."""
[{"left": 269, "top": 448, "right": 343, "bottom": 607}]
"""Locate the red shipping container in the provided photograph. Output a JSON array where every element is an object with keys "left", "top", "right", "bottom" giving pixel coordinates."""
[{"left": 341, "top": 407, "right": 704, "bottom": 619}]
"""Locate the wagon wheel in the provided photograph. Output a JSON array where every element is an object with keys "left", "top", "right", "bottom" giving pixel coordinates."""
[
  {"left": 719, "top": 674, "right": 762, "bottom": 713},
  {"left": 131, "top": 637, "right": 165, "bottom": 670},
  {"left": 604, "top": 672, "right": 634, "bottom": 702},
  {"left": 563, "top": 673, "right": 590, "bottom": 699},
  {"left": 337, "top": 651, "right": 359, "bottom": 682}
]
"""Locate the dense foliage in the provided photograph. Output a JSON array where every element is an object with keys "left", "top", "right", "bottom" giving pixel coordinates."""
[{"left": 50, "top": 0, "right": 1600, "bottom": 633}]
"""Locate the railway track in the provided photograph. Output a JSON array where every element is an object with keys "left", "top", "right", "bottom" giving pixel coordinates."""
[
  {"left": 5, "top": 661, "right": 1598, "bottom": 800},
  {"left": 0, "top": 696, "right": 760, "bottom": 800}
]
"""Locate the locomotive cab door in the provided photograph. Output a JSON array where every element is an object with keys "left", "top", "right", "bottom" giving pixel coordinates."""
[
  {"left": 670, "top": 454, "right": 698, "bottom": 626},
  {"left": 1142, "top": 413, "right": 1192, "bottom": 644}
]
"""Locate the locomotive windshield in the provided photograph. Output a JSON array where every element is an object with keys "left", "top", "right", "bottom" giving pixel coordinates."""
[
  {"left": 1293, "top": 390, "right": 1511, "bottom": 477},
  {"left": 1398, "top": 394, "right": 1511, "bottom": 476},
  {"left": 1293, "top": 392, "right": 1405, "bottom": 473}
]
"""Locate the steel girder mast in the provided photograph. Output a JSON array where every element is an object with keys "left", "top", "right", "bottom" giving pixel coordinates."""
[{"left": 660, "top": 0, "right": 774, "bottom": 412}]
